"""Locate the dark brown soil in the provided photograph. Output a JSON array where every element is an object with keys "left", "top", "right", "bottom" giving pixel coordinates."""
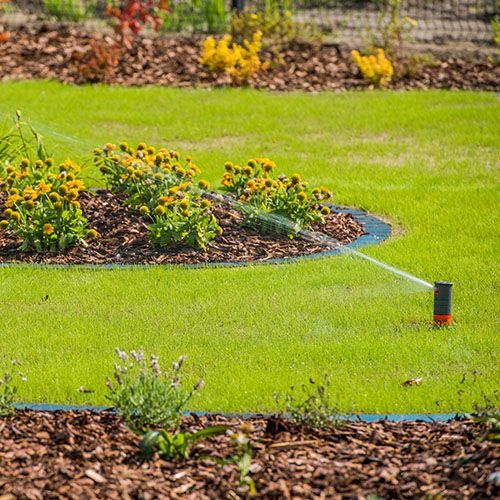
[
  {"left": 0, "top": 411, "right": 498, "bottom": 498},
  {"left": 0, "top": 24, "right": 498, "bottom": 91},
  {"left": 0, "top": 190, "right": 363, "bottom": 265}
]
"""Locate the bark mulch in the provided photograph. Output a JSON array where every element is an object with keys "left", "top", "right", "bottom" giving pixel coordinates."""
[
  {"left": 0, "top": 190, "right": 363, "bottom": 265},
  {"left": 0, "top": 24, "right": 498, "bottom": 91},
  {"left": 0, "top": 411, "right": 498, "bottom": 498}
]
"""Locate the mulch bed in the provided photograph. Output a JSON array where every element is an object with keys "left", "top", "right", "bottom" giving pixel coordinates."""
[
  {"left": 0, "top": 24, "right": 499, "bottom": 91},
  {"left": 0, "top": 189, "right": 363, "bottom": 265},
  {"left": 0, "top": 411, "right": 498, "bottom": 498}
]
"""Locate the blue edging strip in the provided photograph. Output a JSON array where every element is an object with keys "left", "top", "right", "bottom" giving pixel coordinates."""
[
  {"left": 14, "top": 403, "right": 465, "bottom": 422},
  {"left": 0, "top": 206, "right": 391, "bottom": 270}
]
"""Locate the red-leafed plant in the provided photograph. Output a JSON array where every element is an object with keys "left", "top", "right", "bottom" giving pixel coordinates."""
[
  {"left": 0, "top": 0, "right": 11, "bottom": 44},
  {"left": 106, "top": 0, "right": 170, "bottom": 48}
]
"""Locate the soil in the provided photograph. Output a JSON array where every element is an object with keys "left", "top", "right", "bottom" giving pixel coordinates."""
[
  {"left": 0, "top": 24, "right": 498, "bottom": 91},
  {"left": 0, "top": 190, "right": 364, "bottom": 266},
  {"left": 0, "top": 411, "right": 498, "bottom": 498}
]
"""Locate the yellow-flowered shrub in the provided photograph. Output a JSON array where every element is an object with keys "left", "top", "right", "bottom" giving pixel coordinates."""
[
  {"left": 94, "top": 142, "right": 220, "bottom": 250},
  {"left": 352, "top": 48, "right": 393, "bottom": 87},
  {"left": 0, "top": 158, "right": 94, "bottom": 252},
  {"left": 200, "top": 31, "right": 264, "bottom": 83},
  {"left": 220, "top": 158, "right": 333, "bottom": 237}
]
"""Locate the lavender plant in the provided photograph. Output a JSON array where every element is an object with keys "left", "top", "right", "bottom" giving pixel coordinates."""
[{"left": 106, "top": 348, "right": 204, "bottom": 430}]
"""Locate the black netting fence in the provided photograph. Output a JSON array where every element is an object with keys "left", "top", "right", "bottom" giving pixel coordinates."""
[{"left": 3, "top": 0, "right": 499, "bottom": 44}]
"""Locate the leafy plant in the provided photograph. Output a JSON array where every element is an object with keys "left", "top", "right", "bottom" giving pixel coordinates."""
[
  {"left": 352, "top": 48, "right": 394, "bottom": 87},
  {"left": 0, "top": 110, "right": 49, "bottom": 165},
  {"left": 473, "top": 392, "right": 500, "bottom": 443},
  {"left": 140, "top": 425, "right": 228, "bottom": 460},
  {"left": 147, "top": 195, "right": 220, "bottom": 251},
  {"left": 363, "top": 0, "right": 417, "bottom": 61},
  {"left": 226, "top": 424, "right": 256, "bottom": 495},
  {"left": 106, "top": 0, "right": 170, "bottom": 48},
  {"left": 274, "top": 374, "right": 343, "bottom": 429},
  {"left": 492, "top": 16, "right": 500, "bottom": 47},
  {"left": 95, "top": 141, "right": 220, "bottom": 250},
  {"left": 0, "top": 157, "right": 92, "bottom": 252},
  {"left": 0, "top": 360, "right": 26, "bottom": 418},
  {"left": 200, "top": 31, "right": 265, "bottom": 83},
  {"left": 41, "top": 0, "right": 98, "bottom": 22},
  {"left": 221, "top": 158, "right": 333, "bottom": 237},
  {"left": 160, "top": 0, "right": 228, "bottom": 34},
  {"left": 71, "top": 38, "right": 123, "bottom": 84},
  {"left": 230, "top": 2, "right": 322, "bottom": 49},
  {"left": 106, "top": 348, "right": 204, "bottom": 430}
]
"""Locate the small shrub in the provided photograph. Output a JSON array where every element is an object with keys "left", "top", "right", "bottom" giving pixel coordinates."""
[
  {"left": 141, "top": 425, "right": 228, "bottom": 460},
  {"left": 274, "top": 374, "right": 343, "bottom": 429},
  {"left": 95, "top": 141, "right": 220, "bottom": 250},
  {"left": 200, "top": 31, "right": 265, "bottom": 83},
  {"left": 364, "top": 0, "right": 417, "bottom": 61},
  {"left": 148, "top": 196, "right": 220, "bottom": 251},
  {"left": 106, "top": 0, "right": 168, "bottom": 48},
  {"left": 221, "top": 158, "right": 333, "bottom": 236},
  {"left": 0, "top": 360, "right": 26, "bottom": 418},
  {"left": 106, "top": 348, "right": 204, "bottom": 430},
  {"left": 160, "top": 0, "right": 228, "bottom": 34},
  {"left": 230, "top": 4, "right": 322, "bottom": 49},
  {"left": 492, "top": 17, "right": 500, "bottom": 47},
  {"left": 41, "top": 0, "right": 97, "bottom": 22},
  {"left": 72, "top": 39, "right": 123, "bottom": 84},
  {"left": 352, "top": 48, "right": 394, "bottom": 87},
  {"left": 0, "top": 158, "right": 93, "bottom": 252}
]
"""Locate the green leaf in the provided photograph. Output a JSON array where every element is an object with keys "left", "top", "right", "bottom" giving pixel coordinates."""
[{"left": 140, "top": 430, "right": 161, "bottom": 458}]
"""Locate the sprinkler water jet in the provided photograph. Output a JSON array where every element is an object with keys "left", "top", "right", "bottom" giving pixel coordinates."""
[{"left": 433, "top": 282, "right": 453, "bottom": 326}]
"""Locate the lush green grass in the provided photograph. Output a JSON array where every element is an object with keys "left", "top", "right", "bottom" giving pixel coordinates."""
[{"left": 0, "top": 82, "right": 498, "bottom": 413}]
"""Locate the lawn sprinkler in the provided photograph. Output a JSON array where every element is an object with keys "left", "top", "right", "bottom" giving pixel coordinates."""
[{"left": 433, "top": 282, "right": 453, "bottom": 326}]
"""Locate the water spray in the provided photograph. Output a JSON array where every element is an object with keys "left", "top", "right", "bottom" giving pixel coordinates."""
[
  {"left": 433, "top": 282, "right": 453, "bottom": 326},
  {"left": 3, "top": 112, "right": 451, "bottom": 325}
]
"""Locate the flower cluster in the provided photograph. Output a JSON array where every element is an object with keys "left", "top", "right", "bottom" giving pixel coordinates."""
[
  {"left": 200, "top": 31, "right": 264, "bottom": 83},
  {"left": 0, "top": 157, "right": 95, "bottom": 252},
  {"left": 221, "top": 158, "right": 333, "bottom": 236},
  {"left": 95, "top": 142, "right": 220, "bottom": 250},
  {"left": 352, "top": 48, "right": 394, "bottom": 87}
]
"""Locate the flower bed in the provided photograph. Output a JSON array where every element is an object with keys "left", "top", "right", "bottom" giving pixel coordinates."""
[
  {"left": 0, "top": 25, "right": 498, "bottom": 91},
  {"left": 0, "top": 189, "right": 364, "bottom": 265},
  {"left": 0, "top": 411, "right": 497, "bottom": 497}
]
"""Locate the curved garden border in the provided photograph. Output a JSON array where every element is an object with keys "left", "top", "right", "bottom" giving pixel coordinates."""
[{"left": 0, "top": 205, "right": 391, "bottom": 269}]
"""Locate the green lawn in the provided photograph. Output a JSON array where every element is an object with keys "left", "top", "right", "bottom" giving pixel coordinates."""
[{"left": 0, "top": 81, "right": 498, "bottom": 413}]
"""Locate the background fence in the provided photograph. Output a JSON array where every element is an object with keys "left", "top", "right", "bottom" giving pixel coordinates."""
[{"left": 4, "top": 0, "right": 499, "bottom": 45}]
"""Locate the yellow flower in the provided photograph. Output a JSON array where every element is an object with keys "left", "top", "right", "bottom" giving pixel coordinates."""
[
  {"left": 0, "top": 220, "right": 8, "bottom": 230},
  {"left": 36, "top": 182, "right": 52, "bottom": 195},
  {"left": 297, "top": 191, "right": 307, "bottom": 201},
  {"left": 67, "top": 189, "right": 79, "bottom": 200},
  {"left": 155, "top": 205, "right": 166, "bottom": 216},
  {"left": 87, "top": 229, "right": 99, "bottom": 239},
  {"left": 43, "top": 223, "right": 54, "bottom": 235},
  {"left": 139, "top": 205, "right": 150, "bottom": 215},
  {"left": 201, "top": 199, "right": 211, "bottom": 209},
  {"left": 321, "top": 206, "right": 331, "bottom": 215},
  {"left": 66, "top": 180, "right": 85, "bottom": 191},
  {"left": 198, "top": 179, "right": 210, "bottom": 190},
  {"left": 5, "top": 194, "right": 22, "bottom": 207}
]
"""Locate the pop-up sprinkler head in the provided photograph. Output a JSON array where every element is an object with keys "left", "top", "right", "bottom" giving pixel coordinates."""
[{"left": 434, "top": 282, "right": 453, "bottom": 326}]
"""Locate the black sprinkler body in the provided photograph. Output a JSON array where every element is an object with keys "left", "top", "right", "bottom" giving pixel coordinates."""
[{"left": 434, "top": 282, "right": 453, "bottom": 326}]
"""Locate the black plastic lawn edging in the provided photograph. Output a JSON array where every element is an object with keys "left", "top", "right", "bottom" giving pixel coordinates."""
[
  {"left": 13, "top": 403, "right": 466, "bottom": 423},
  {"left": 0, "top": 206, "right": 391, "bottom": 270}
]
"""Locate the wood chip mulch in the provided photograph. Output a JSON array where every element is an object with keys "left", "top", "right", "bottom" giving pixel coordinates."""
[
  {"left": 0, "top": 24, "right": 498, "bottom": 91},
  {"left": 0, "top": 411, "right": 498, "bottom": 498},
  {"left": 0, "top": 190, "right": 363, "bottom": 265}
]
